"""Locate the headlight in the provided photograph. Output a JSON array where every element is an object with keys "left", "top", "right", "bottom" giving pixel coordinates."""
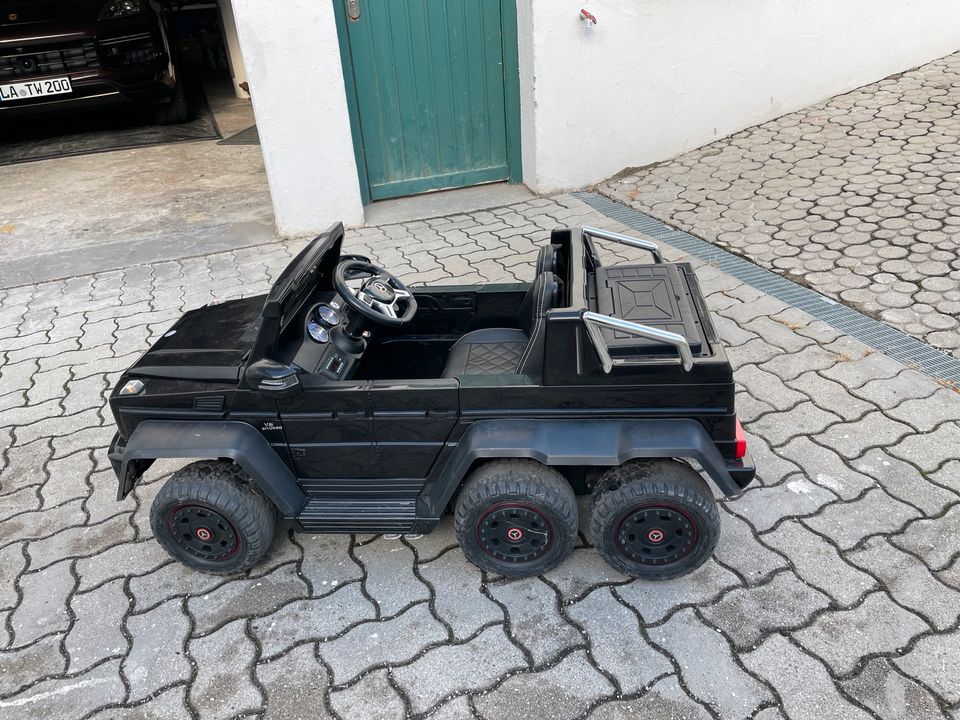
[{"left": 99, "top": 0, "right": 146, "bottom": 20}]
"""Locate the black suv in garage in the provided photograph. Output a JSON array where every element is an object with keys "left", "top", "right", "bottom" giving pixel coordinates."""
[{"left": 0, "top": 0, "right": 188, "bottom": 123}]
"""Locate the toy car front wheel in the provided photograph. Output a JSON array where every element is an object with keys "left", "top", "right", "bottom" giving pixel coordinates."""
[
  {"left": 589, "top": 459, "right": 720, "bottom": 580},
  {"left": 454, "top": 459, "right": 578, "bottom": 577},
  {"left": 150, "top": 461, "right": 277, "bottom": 575}
]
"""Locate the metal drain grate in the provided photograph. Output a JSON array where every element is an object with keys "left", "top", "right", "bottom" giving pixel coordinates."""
[{"left": 574, "top": 191, "right": 960, "bottom": 383}]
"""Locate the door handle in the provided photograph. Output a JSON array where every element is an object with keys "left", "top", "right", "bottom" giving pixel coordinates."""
[{"left": 346, "top": 0, "right": 360, "bottom": 21}]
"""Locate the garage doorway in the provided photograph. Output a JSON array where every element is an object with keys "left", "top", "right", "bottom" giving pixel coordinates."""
[{"left": 334, "top": 0, "right": 522, "bottom": 203}]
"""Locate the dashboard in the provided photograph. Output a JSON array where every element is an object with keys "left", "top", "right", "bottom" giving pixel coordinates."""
[{"left": 279, "top": 291, "right": 362, "bottom": 381}]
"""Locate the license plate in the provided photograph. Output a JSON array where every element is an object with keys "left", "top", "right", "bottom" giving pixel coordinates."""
[{"left": 0, "top": 76, "right": 72, "bottom": 102}]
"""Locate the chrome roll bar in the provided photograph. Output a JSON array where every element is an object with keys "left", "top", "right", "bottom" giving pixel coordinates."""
[
  {"left": 582, "top": 311, "right": 694, "bottom": 373},
  {"left": 581, "top": 226, "right": 663, "bottom": 263}
]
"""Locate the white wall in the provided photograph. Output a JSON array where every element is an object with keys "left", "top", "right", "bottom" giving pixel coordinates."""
[
  {"left": 229, "top": 0, "right": 365, "bottom": 235},
  {"left": 218, "top": 0, "right": 249, "bottom": 100},
  {"left": 520, "top": 0, "right": 960, "bottom": 192}
]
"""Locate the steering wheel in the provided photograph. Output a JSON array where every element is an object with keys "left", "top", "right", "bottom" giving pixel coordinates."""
[{"left": 334, "top": 259, "right": 418, "bottom": 326}]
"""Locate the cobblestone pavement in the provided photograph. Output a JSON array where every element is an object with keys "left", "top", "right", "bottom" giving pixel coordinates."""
[
  {"left": 1, "top": 193, "right": 959, "bottom": 719},
  {"left": 600, "top": 52, "right": 960, "bottom": 358}
]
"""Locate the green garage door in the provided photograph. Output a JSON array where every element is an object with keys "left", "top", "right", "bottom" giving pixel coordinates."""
[{"left": 335, "top": 0, "right": 521, "bottom": 202}]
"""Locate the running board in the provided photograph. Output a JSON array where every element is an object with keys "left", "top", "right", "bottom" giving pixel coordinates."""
[{"left": 297, "top": 498, "right": 418, "bottom": 532}]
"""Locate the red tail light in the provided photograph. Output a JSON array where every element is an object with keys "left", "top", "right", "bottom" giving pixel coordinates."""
[{"left": 735, "top": 419, "right": 747, "bottom": 459}]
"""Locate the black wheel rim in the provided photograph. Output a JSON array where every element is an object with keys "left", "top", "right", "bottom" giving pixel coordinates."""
[
  {"left": 476, "top": 502, "right": 554, "bottom": 565},
  {"left": 615, "top": 504, "right": 698, "bottom": 566},
  {"left": 167, "top": 504, "right": 240, "bottom": 562}
]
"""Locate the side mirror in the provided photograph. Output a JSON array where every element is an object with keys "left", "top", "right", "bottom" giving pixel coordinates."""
[{"left": 245, "top": 359, "right": 301, "bottom": 397}]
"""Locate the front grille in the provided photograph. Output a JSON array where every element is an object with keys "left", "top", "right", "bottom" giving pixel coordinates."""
[{"left": 0, "top": 40, "right": 100, "bottom": 80}]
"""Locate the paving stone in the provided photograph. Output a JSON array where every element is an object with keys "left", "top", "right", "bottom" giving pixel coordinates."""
[
  {"left": 251, "top": 581, "right": 376, "bottom": 659},
  {"left": 729, "top": 475, "right": 837, "bottom": 532},
  {"left": 820, "top": 353, "right": 905, "bottom": 389},
  {"left": 0, "top": 633, "right": 65, "bottom": 696},
  {"left": 26, "top": 511, "right": 134, "bottom": 571},
  {"left": 850, "top": 370, "right": 942, "bottom": 410},
  {"left": 889, "top": 422, "right": 960, "bottom": 472},
  {"left": 392, "top": 625, "right": 527, "bottom": 715},
  {"left": 816, "top": 411, "right": 914, "bottom": 460},
  {"left": 474, "top": 650, "right": 615, "bottom": 720},
  {"left": 317, "top": 602, "right": 448, "bottom": 685},
  {"left": 419, "top": 549, "right": 503, "bottom": 640},
  {"left": 9, "top": 558, "right": 74, "bottom": 647},
  {"left": 404, "top": 516, "right": 459, "bottom": 562},
  {"left": 189, "top": 618, "right": 262, "bottom": 720},
  {"left": 776, "top": 436, "right": 875, "bottom": 500},
  {"left": 746, "top": 402, "right": 842, "bottom": 447},
  {"left": 893, "top": 629, "right": 960, "bottom": 705},
  {"left": 586, "top": 675, "right": 713, "bottom": 720},
  {"left": 122, "top": 598, "right": 192, "bottom": 702},
  {"left": 567, "top": 587, "right": 671, "bottom": 693},
  {"left": 785, "top": 371, "right": 874, "bottom": 421},
  {"left": 742, "top": 634, "right": 872, "bottom": 720},
  {"left": 756, "top": 345, "right": 839, "bottom": 382},
  {"left": 854, "top": 448, "right": 958, "bottom": 516},
  {"left": 257, "top": 644, "right": 331, "bottom": 720},
  {"left": 887, "top": 389, "right": 960, "bottom": 431},
  {"left": 65, "top": 577, "right": 130, "bottom": 672},
  {"left": 75, "top": 540, "right": 171, "bottom": 593},
  {"left": 793, "top": 591, "right": 929, "bottom": 674},
  {"left": 128, "top": 555, "right": 226, "bottom": 611},
  {"left": 841, "top": 657, "right": 948, "bottom": 720},
  {"left": 354, "top": 536, "right": 431, "bottom": 616},
  {"left": 487, "top": 576, "right": 583, "bottom": 666},
  {"left": 746, "top": 434, "right": 803, "bottom": 487},
  {"left": 930, "top": 460, "right": 960, "bottom": 495},
  {"left": 713, "top": 507, "right": 789, "bottom": 582},
  {"left": 892, "top": 504, "right": 960, "bottom": 571},
  {"left": 541, "top": 548, "right": 630, "bottom": 603},
  {"left": 87, "top": 685, "right": 190, "bottom": 720},
  {"left": 328, "top": 669, "right": 405, "bottom": 720},
  {"left": 615, "top": 559, "right": 742, "bottom": 623},
  {"left": 0, "top": 658, "right": 125, "bottom": 720},
  {"left": 701, "top": 571, "right": 831, "bottom": 650},
  {"left": 735, "top": 365, "right": 806, "bottom": 411},
  {"left": 187, "top": 563, "right": 308, "bottom": 636},
  {"left": 847, "top": 537, "right": 960, "bottom": 630},
  {"left": 761, "top": 520, "right": 876, "bottom": 606},
  {"left": 297, "top": 533, "right": 363, "bottom": 595},
  {"left": 652, "top": 608, "right": 773, "bottom": 718},
  {"left": 39, "top": 451, "right": 94, "bottom": 509},
  {"left": 803, "top": 488, "right": 921, "bottom": 550},
  {"left": 0, "top": 497, "right": 84, "bottom": 544},
  {"left": 0, "top": 541, "right": 26, "bottom": 610}
]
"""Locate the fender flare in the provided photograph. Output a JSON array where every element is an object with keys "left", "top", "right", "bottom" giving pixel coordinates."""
[
  {"left": 422, "top": 418, "right": 753, "bottom": 517},
  {"left": 109, "top": 420, "right": 307, "bottom": 517}
]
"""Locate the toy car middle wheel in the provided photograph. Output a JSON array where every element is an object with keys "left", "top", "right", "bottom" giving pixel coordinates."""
[
  {"left": 589, "top": 459, "right": 720, "bottom": 580},
  {"left": 454, "top": 459, "right": 578, "bottom": 577}
]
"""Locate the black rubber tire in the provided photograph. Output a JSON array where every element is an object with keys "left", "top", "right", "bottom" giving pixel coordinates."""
[
  {"left": 454, "top": 459, "right": 578, "bottom": 577},
  {"left": 150, "top": 460, "right": 276, "bottom": 575},
  {"left": 155, "top": 80, "right": 191, "bottom": 125},
  {"left": 589, "top": 459, "right": 720, "bottom": 581}
]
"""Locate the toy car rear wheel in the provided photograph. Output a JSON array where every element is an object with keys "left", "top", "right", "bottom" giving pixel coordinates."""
[
  {"left": 150, "top": 460, "right": 277, "bottom": 575},
  {"left": 589, "top": 459, "right": 720, "bottom": 580},
  {"left": 454, "top": 459, "right": 578, "bottom": 578}
]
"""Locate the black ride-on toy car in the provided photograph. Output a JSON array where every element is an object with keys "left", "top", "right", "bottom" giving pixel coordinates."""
[{"left": 108, "top": 223, "right": 755, "bottom": 580}]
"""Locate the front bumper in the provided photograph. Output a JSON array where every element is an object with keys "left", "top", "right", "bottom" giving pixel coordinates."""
[{"left": 108, "top": 431, "right": 155, "bottom": 500}]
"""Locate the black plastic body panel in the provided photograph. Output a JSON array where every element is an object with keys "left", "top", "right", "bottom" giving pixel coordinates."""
[
  {"left": 419, "top": 418, "right": 753, "bottom": 519},
  {"left": 113, "top": 420, "right": 306, "bottom": 517}
]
